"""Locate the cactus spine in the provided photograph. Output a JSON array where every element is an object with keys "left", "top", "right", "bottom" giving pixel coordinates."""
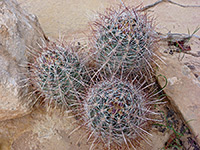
[
  {"left": 28, "top": 41, "right": 84, "bottom": 108},
  {"left": 90, "top": 5, "right": 157, "bottom": 77},
  {"left": 81, "top": 77, "right": 161, "bottom": 149}
]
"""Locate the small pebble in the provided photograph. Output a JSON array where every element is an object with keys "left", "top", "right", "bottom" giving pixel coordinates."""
[
  {"left": 164, "top": 50, "right": 168, "bottom": 53},
  {"left": 187, "top": 65, "right": 195, "bottom": 70},
  {"left": 194, "top": 74, "right": 198, "bottom": 78},
  {"left": 169, "top": 50, "right": 173, "bottom": 55}
]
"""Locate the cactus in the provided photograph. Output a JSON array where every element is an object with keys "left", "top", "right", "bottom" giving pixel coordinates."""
[
  {"left": 81, "top": 77, "right": 161, "bottom": 149},
  {"left": 90, "top": 5, "right": 157, "bottom": 77},
  {"left": 28, "top": 41, "right": 84, "bottom": 109}
]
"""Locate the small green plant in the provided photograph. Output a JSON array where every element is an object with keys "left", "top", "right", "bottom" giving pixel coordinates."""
[
  {"left": 167, "top": 27, "right": 200, "bottom": 60},
  {"left": 28, "top": 41, "right": 84, "bottom": 109},
  {"left": 187, "top": 26, "right": 200, "bottom": 41},
  {"left": 154, "top": 111, "right": 193, "bottom": 150}
]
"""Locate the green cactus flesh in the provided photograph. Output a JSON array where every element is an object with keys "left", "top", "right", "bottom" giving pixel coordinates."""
[
  {"left": 93, "top": 7, "right": 155, "bottom": 75},
  {"left": 31, "top": 43, "right": 82, "bottom": 107}
]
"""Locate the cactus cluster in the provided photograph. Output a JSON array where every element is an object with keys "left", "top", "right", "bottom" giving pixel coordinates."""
[
  {"left": 76, "top": 5, "right": 162, "bottom": 149},
  {"left": 28, "top": 41, "right": 84, "bottom": 108},
  {"left": 25, "top": 3, "right": 163, "bottom": 150},
  {"left": 82, "top": 78, "right": 158, "bottom": 149},
  {"left": 91, "top": 5, "right": 156, "bottom": 76}
]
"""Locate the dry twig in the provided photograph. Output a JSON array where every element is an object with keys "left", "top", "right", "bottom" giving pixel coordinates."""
[{"left": 140, "top": 0, "right": 163, "bottom": 11}]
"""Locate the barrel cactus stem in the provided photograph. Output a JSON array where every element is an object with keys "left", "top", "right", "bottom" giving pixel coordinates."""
[
  {"left": 79, "top": 77, "right": 163, "bottom": 149},
  {"left": 27, "top": 41, "right": 85, "bottom": 109},
  {"left": 90, "top": 4, "right": 159, "bottom": 78}
]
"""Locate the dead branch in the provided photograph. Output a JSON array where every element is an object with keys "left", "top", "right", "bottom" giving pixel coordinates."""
[
  {"left": 157, "top": 32, "right": 191, "bottom": 41},
  {"left": 168, "top": 0, "right": 200, "bottom": 8},
  {"left": 157, "top": 32, "right": 200, "bottom": 42},
  {"left": 140, "top": 0, "right": 164, "bottom": 11}
]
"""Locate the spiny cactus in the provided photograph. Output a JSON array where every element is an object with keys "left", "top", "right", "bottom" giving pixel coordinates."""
[
  {"left": 28, "top": 41, "right": 84, "bottom": 109},
  {"left": 90, "top": 5, "right": 158, "bottom": 77},
  {"left": 79, "top": 77, "right": 162, "bottom": 149}
]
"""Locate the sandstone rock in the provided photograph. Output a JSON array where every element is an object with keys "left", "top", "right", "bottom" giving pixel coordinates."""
[
  {"left": 182, "top": 37, "right": 200, "bottom": 79},
  {"left": 157, "top": 56, "right": 200, "bottom": 144},
  {"left": 0, "top": 0, "right": 47, "bottom": 121}
]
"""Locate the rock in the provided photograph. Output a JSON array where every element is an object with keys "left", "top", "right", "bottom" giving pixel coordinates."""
[
  {"left": 0, "top": 0, "right": 47, "bottom": 121},
  {"left": 9, "top": 109, "right": 92, "bottom": 150},
  {"left": 157, "top": 56, "right": 200, "bottom": 144},
  {"left": 182, "top": 38, "right": 200, "bottom": 80}
]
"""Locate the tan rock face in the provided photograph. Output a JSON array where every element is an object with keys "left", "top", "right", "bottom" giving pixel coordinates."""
[
  {"left": 0, "top": 0, "right": 46, "bottom": 121},
  {"left": 157, "top": 56, "right": 200, "bottom": 144}
]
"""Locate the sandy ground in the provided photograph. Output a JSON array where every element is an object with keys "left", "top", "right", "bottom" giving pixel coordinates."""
[{"left": 17, "top": 0, "right": 200, "bottom": 39}]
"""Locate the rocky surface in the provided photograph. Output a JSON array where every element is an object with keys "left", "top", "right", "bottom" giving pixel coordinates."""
[
  {"left": 0, "top": 0, "right": 46, "bottom": 121},
  {"left": 182, "top": 38, "right": 200, "bottom": 79},
  {"left": 157, "top": 43, "right": 200, "bottom": 144}
]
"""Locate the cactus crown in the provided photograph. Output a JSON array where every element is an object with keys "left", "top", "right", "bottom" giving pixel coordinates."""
[
  {"left": 83, "top": 77, "right": 158, "bottom": 149},
  {"left": 91, "top": 5, "right": 156, "bottom": 76},
  {"left": 29, "top": 42, "right": 83, "bottom": 108}
]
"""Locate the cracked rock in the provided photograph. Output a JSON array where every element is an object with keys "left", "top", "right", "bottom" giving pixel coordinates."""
[
  {"left": 0, "top": 0, "right": 46, "bottom": 121},
  {"left": 157, "top": 57, "right": 200, "bottom": 144}
]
